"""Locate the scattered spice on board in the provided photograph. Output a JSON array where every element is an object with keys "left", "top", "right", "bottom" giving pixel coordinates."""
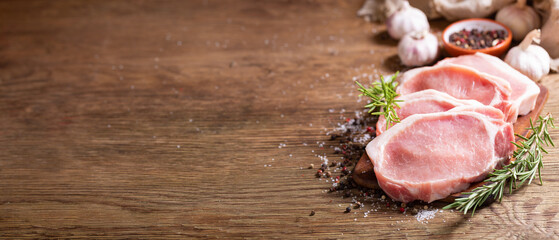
[
  {"left": 307, "top": 76, "right": 435, "bottom": 218},
  {"left": 354, "top": 201, "right": 362, "bottom": 209},
  {"left": 415, "top": 209, "right": 439, "bottom": 223},
  {"left": 449, "top": 28, "right": 507, "bottom": 50},
  {"left": 314, "top": 111, "right": 431, "bottom": 217}
]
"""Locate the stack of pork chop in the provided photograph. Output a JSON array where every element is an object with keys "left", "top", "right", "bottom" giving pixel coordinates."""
[{"left": 366, "top": 52, "right": 540, "bottom": 203}]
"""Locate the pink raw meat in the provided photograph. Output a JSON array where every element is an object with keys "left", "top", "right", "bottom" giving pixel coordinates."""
[
  {"left": 366, "top": 108, "right": 515, "bottom": 203},
  {"left": 437, "top": 52, "right": 540, "bottom": 116},
  {"left": 397, "top": 64, "right": 517, "bottom": 122},
  {"left": 376, "top": 89, "right": 487, "bottom": 135}
]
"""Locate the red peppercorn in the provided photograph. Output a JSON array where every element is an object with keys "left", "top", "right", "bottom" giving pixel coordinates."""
[
  {"left": 315, "top": 169, "right": 323, "bottom": 178},
  {"left": 366, "top": 126, "right": 373, "bottom": 133},
  {"left": 346, "top": 118, "right": 351, "bottom": 122},
  {"left": 386, "top": 203, "right": 390, "bottom": 207},
  {"left": 400, "top": 207, "right": 405, "bottom": 213}
]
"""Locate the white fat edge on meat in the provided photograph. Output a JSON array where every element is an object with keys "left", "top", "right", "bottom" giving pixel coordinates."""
[
  {"left": 475, "top": 53, "right": 540, "bottom": 112},
  {"left": 398, "top": 89, "right": 486, "bottom": 107},
  {"left": 366, "top": 110, "right": 511, "bottom": 202},
  {"left": 448, "top": 107, "right": 509, "bottom": 175},
  {"left": 378, "top": 90, "right": 487, "bottom": 133},
  {"left": 478, "top": 53, "right": 540, "bottom": 94},
  {"left": 438, "top": 53, "right": 540, "bottom": 115},
  {"left": 448, "top": 108, "right": 510, "bottom": 175},
  {"left": 397, "top": 64, "right": 513, "bottom": 104},
  {"left": 439, "top": 63, "right": 513, "bottom": 105},
  {"left": 443, "top": 63, "right": 514, "bottom": 95},
  {"left": 395, "top": 67, "right": 423, "bottom": 91},
  {"left": 478, "top": 73, "right": 513, "bottom": 106},
  {"left": 368, "top": 110, "right": 501, "bottom": 171},
  {"left": 427, "top": 180, "right": 471, "bottom": 203}
]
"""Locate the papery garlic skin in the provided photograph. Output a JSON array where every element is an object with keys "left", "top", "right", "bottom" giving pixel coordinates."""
[
  {"left": 386, "top": 1, "right": 430, "bottom": 40},
  {"left": 540, "top": 1, "right": 559, "bottom": 58},
  {"left": 496, "top": 0, "right": 541, "bottom": 41},
  {"left": 505, "top": 30, "right": 550, "bottom": 81},
  {"left": 398, "top": 31, "right": 439, "bottom": 67},
  {"left": 433, "top": 0, "right": 514, "bottom": 21},
  {"left": 505, "top": 46, "right": 550, "bottom": 80}
]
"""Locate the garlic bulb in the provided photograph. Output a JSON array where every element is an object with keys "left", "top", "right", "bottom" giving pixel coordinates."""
[
  {"left": 496, "top": 0, "right": 541, "bottom": 41},
  {"left": 433, "top": 0, "right": 514, "bottom": 21},
  {"left": 386, "top": 1, "right": 429, "bottom": 40},
  {"left": 533, "top": 0, "right": 553, "bottom": 22},
  {"left": 357, "top": 0, "right": 403, "bottom": 22},
  {"left": 398, "top": 31, "right": 439, "bottom": 67},
  {"left": 540, "top": 1, "right": 559, "bottom": 58},
  {"left": 505, "top": 29, "right": 550, "bottom": 80}
]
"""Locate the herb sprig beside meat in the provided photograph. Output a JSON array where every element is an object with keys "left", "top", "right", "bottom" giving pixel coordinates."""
[
  {"left": 444, "top": 113, "right": 556, "bottom": 215},
  {"left": 356, "top": 73, "right": 402, "bottom": 129}
]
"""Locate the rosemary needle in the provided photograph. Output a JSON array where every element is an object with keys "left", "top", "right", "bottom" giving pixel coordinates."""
[
  {"left": 356, "top": 72, "right": 403, "bottom": 129},
  {"left": 443, "top": 113, "right": 556, "bottom": 216}
]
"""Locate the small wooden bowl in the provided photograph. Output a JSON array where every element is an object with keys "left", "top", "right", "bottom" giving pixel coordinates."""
[{"left": 442, "top": 18, "right": 512, "bottom": 57}]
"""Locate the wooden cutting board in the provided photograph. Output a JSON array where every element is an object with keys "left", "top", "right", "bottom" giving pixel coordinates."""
[{"left": 352, "top": 85, "right": 549, "bottom": 203}]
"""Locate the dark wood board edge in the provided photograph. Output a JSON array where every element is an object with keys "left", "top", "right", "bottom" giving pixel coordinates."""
[{"left": 352, "top": 84, "right": 549, "bottom": 203}]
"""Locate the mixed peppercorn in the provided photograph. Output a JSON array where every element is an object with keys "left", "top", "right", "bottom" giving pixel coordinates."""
[
  {"left": 306, "top": 113, "right": 435, "bottom": 215},
  {"left": 449, "top": 28, "right": 507, "bottom": 50}
]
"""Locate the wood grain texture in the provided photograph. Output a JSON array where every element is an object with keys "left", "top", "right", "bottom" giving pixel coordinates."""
[{"left": 1, "top": 0, "right": 559, "bottom": 239}]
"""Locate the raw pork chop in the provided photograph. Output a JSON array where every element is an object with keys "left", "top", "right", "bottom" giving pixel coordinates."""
[
  {"left": 366, "top": 108, "right": 515, "bottom": 203},
  {"left": 437, "top": 52, "right": 540, "bottom": 116},
  {"left": 376, "top": 89, "right": 487, "bottom": 135},
  {"left": 397, "top": 64, "right": 517, "bottom": 122}
]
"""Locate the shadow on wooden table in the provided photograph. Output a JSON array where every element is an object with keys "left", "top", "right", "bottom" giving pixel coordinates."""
[
  {"left": 383, "top": 54, "right": 409, "bottom": 73},
  {"left": 371, "top": 30, "right": 398, "bottom": 46}
]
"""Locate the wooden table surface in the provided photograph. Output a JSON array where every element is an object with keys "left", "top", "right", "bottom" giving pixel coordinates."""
[{"left": 2, "top": 0, "right": 559, "bottom": 239}]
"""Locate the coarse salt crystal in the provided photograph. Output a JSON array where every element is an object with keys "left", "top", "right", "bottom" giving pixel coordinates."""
[{"left": 415, "top": 209, "right": 438, "bottom": 222}]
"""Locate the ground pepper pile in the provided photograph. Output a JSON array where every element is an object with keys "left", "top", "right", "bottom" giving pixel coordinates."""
[{"left": 307, "top": 111, "right": 438, "bottom": 218}]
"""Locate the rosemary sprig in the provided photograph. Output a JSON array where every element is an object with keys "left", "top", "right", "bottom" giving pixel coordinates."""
[
  {"left": 443, "top": 113, "right": 556, "bottom": 216},
  {"left": 356, "top": 72, "right": 403, "bottom": 129}
]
